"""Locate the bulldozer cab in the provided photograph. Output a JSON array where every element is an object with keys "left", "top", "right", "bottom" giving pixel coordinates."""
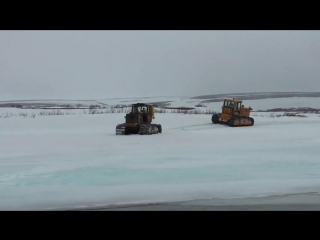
[
  {"left": 131, "top": 104, "right": 149, "bottom": 114},
  {"left": 222, "top": 99, "right": 242, "bottom": 114},
  {"left": 131, "top": 104, "right": 148, "bottom": 114},
  {"left": 221, "top": 98, "right": 252, "bottom": 117},
  {"left": 126, "top": 103, "right": 155, "bottom": 124}
]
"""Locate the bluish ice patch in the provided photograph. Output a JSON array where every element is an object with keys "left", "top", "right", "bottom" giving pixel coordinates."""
[
  {"left": 10, "top": 167, "right": 234, "bottom": 186},
  {"left": 10, "top": 162, "right": 320, "bottom": 187},
  {"left": 3, "top": 144, "right": 320, "bottom": 189}
]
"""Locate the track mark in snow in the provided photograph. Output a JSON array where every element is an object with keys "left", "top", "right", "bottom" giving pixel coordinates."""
[
  {"left": 256, "top": 120, "right": 320, "bottom": 126},
  {"left": 166, "top": 123, "right": 214, "bottom": 131},
  {"left": 165, "top": 118, "right": 320, "bottom": 132}
]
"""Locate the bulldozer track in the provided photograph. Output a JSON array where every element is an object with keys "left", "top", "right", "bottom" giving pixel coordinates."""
[{"left": 116, "top": 123, "right": 162, "bottom": 135}]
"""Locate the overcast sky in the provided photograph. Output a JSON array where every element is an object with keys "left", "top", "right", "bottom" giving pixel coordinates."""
[{"left": 1, "top": 30, "right": 320, "bottom": 100}]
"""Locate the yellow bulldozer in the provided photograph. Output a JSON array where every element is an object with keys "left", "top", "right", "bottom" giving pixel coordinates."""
[
  {"left": 211, "top": 98, "right": 254, "bottom": 127},
  {"left": 115, "top": 103, "right": 162, "bottom": 135}
]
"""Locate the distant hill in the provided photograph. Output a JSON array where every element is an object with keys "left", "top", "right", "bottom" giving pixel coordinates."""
[{"left": 1, "top": 92, "right": 320, "bottom": 112}]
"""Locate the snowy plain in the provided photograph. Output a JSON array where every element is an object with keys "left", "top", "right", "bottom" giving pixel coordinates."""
[{"left": 1, "top": 97, "right": 320, "bottom": 210}]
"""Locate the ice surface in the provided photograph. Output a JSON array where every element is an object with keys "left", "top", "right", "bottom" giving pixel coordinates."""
[{"left": 0, "top": 109, "right": 320, "bottom": 210}]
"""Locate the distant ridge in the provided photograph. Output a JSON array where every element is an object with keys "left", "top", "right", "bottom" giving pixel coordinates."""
[
  {"left": 191, "top": 92, "right": 320, "bottom": 101},
  {"left": 1, "top": 92, "right": 320, "bottom": 112}
]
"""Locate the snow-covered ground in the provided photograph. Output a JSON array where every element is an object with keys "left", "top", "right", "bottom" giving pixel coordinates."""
[{"left": 1, "top": 109, "right": 320, "bottom": 210}]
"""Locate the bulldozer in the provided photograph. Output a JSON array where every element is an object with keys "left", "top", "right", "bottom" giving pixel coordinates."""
[
  {"left": 211, "top": 98, "right": 254, "bottom": 127},
  {"left": 115, "top": 103, "right": 162, "bottom": 135}
]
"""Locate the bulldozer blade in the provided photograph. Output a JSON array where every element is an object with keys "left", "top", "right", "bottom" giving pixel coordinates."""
[
  {"left": 115, "top": 124, "right": 126, "bottom": 135},
  {"left": 138, "top": 123, "right": 161, "bottom": 135}
]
